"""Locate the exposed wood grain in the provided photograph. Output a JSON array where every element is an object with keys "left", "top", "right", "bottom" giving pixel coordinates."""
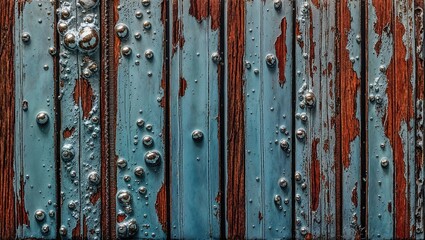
[
  {"left": 226, "top": 0, "right": 245, "bottom": 238},
  {"left": 0, "top": 0, "right": 15, "bottom": 237}
]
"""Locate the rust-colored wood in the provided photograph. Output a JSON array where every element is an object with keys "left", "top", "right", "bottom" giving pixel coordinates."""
[
  {"left": 226, "top": 0, "right": 245, "bottom": 238},
  {"left": 0, "top": 0, "right": 16, "bottom": 238}
]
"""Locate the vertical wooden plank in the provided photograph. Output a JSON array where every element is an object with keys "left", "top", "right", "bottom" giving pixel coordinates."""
[
  {"left": 414, "top": 0, "right": 425, "bottom": 237},
  {"left": 244, "top": 0, "right": 262, "bottom": 238},
  {"left": 338, "top": 0, "right": 362, "bottom": 238},
  {"left": 366, "top": 1, "right": 394, "bottom": 238},
  {"left": 14, "top": 1, "right": 58, "bottom": 238},
  {"left": 294, "top": 0, "right": 338, "bottom": 238},
  {"left": 170, "top": 0, "right": 221, "bottom": 238},
  {"left": 114, "top": 0, "right": 167, "bottom": 238},
  {"left": 225, "top": 0, "right": 246, "bottom": 238},
  {"left": 243, "top": 0, "right": 294, "bottom": 238},
  {"left": 393, "top": 1, "right": 416, "bottom": 238},
  {"left": 0, "top": 0, "right": 16, "bottom": 238}
]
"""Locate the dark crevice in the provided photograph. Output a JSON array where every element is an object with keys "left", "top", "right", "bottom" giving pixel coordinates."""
[{"left": 291, "top": 1, "right": 297, "bottom": 239}]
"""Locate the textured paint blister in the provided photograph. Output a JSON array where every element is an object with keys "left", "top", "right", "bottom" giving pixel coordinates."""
[
  {"left": 244, "top": 0, "right": 293, "bottom": 238},
  {"left": 115, "top": 0, "right": 167, "bottom": 238},
  {"left": 15, "top": 1, "right": 57, "bottom": 238},
  {"left": 170, "top": 0, "right": 221, "bottom": 238}
]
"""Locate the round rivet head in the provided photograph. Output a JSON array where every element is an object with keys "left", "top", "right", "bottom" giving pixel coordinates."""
[
  {"left": 59, "top": 225, "right": 67, "bottom": 236},
  {"left": 138, "top": 186, "right": 147, "bottom": 195},
  {"left": 135, "top": 10, "right": 143, "bottom": 19},
  {"left": 296, "top": 128, "right": 306, "bottom": 140},
  {"left": 127, "top": 219, "right": 138, "bottom": 236},
  {"left": 36, "top": 112, "right": 49, "bottom": 125},
  {"left": 380, "top": 158, "right": 389, "bottom": 168},
  {"left": 274, "top": 195, "right": 282, "bottom": 205},
  {"left": 117, "top": 223, "right": 128, "bottom": 238},
  {"left": 41, "top": 224, "right": 50, "bottom": 234},
  {"left": 78, "top": 27, "right": 100, "bottom": 52},
  {"left": 34, "top": 209, "right": 46, "bottom": 221},
  {"left": 136, "top": 118, "right": 145, "bottom": 127},
  {"left": 278, "top": 177, "right": 288, "bottom": 188},
  {"left": 274, "top": 0, "right": 282, "bottom": 10},
  {"left": 143, "top": 21, "right": 152, "bottom": 30},
  {"left": 117, "top": 190, "right": 132, "bottom": 205},
  {"left": 300, "top": 227, "right": 308, "bottom": 236},
  {"left": 88, "top": 171, "right": 100, "bottom": 185},
  {"left": 61, "top": 144, "right": 75, "bottom": 162},
  {"left": 68, "top": 201, "right": 76, "bottom": 210},
  {"left": 295, "top": 172, "right": 302, "bottom": 181},
  {"left": 57, "top": 22, "right": 68, "bottom": 34},
  {"left": 82, "top": 68, "right": 92, "bottom": 78},
  {"left": 122, "top": 46, "right": 132, "bottom": 56},
  {"left": 211, "top": 52, "right": 220, "bottom": 63},
  {"left": 142, "top": 135, "right": 154, "bottom": 147},
  {"left": 265, "top": 54, "right": 277, "bottom": 67},
  {"left": 22, "top": 32, "right": 31, "bottom": 43},
  {"left": 192, "top": 130, "right": 204, "bottom": 142},
  {"left": 145, "top": 49, "right": 154, "bottom": 59},
  {"left": 295, "top": 194, "right": 301, "bottom": 202},
  {"left": 142, "top": 0, "right": 150, "bottom": 7},
  {"left": 61, "top": 9, "right": 71, "bottom": 19},
  {"left": 279, "top": 139, "right": 289, "bottom": 151},
  {"left": 78, "top": 0, "right": 99, "bottom": 9},
  {"left": 64, "top": 32, "right": 77, "bottom": 50},
  {"left": 304, "top": 92, "right": 316, "bottom": 107},
  {"left": 144, "top": 150, "right": 161, "bottom": 166},
  {"left": 48, "top": 47, "right": 57, "bottom": 56},
  {"left": 117, "top": 158, "right": 127, "bottom": 168},
  {"left": 301, "top": 183, "right": 307, "bottom": 190},
  {"left": 134, "top": 32, "right": 142, "bottom": 40},
  {"left": 115, "top": 23, "right": 129, "bottom": 38},
  {"left": 134, "top": 166, "right": 145, "bottom": 177}
]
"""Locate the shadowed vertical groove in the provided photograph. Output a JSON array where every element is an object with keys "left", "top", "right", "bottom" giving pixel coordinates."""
[
  {"left": 360, "top": 0, "right": 368, "bottom": 238},
  {"left": 219, "top": 0, "right": 226, "bottom": 238},
  {"left": 53, "top": 0, "right": 61, "bottom": 236},
  {"left": 226, "top": 0, "right": 245, "bottom": 238},
  {"left": 291, "top": 1, "right": 297, "bottom": 238},
  {"left": 335, "top": 1, "right": 342, "bottom": 238}
]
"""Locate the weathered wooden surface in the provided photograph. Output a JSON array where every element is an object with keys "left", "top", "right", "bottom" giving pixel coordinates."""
[{"left": 1, "top": 0, "right": 424, "bottom": 239}]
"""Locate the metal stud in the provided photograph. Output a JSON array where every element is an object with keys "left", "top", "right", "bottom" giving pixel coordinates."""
[
  {"left": 61, "top": 144, "right": 75, "bottom": 161},
  {"left": 145, "top": 49, "right": 154, "bottom": 59},
  {"left": 117, "top": 222, "right": 128, "bottom": 238},
  {"left": 142, "top": 0, "right": 151, "bottom": 7},
  {"left": 78, "top": 0, "right": 99, "bottom": 9},
  {"left": 122, "top": 46, "right": 132, "bottom": 56},
  {"left": 274, "top": 195, "right": 282, "bottom": 205},
  {"left": 117, "top": 158, "right": 127, "bottom": 168},
  {"left": 142, "top": 135, "right": 154, "bottom": 147},
  {"left": 144, "top": 150, "right": 161, "bottom": 166},
  {"left": 34, "top": 209, "right": 46, "bottom": 221},
  {"left": 192, "top": 130, "right": 204, "bottom": 142},
  {"left": 265, "top": 54, "right": 277, "bottom": 67},
  {"left": 88, "top": 171, "right": 100, "bottom": 185},
  {"left": 127, "top": 219, "right": 138, "bottom": 236},
  {"left": 115, "top": 23, "right": 129, "bottom": 38},
  {"left": 380, "top": 158, "right": 389, "bottom": 168},
  {"left": 36, "top": 112, "right": 49, "bottom": 125},
  {"left": 301, "top": 183, "right": 307, "bottom": 190},
  {"left": 48, "top": 210, "right": 55, "bottom": 218},
  {"left": 49, "top": 47, "right": 57, "bottom": 56},
  {"left": 143, "top": 21, "right": 152, "bottom": 30},
  {"left": 64, "top": 32, "right": 77, "bottom": 49},
  {"left": 78, "top": 27, "right": 100, "bottom": 52},
  {"left": 138, "top": 186, "right": 147, "bottom": 195},
  {"left": 68, "top": 200, "right": 76, "bottom": 210},
  {"left": 278, "top": 177, "right": 288, "bottom": 188},
  {"left": 136, "top": 118, "right": 145, "bottom": 127},
  {"left": 134, "top": 166, "right": 145, "bottom": 177},
  {"left": 135, "top": 10, "right": 143, "bottom": 19},
  {"left": 295, "top": 172, "right": 302, "bottom": 181},
  {"left": 211, "top": 52, "right": 220, "bottom": 63},
  {"left": 134, "top": 32, "right": 142, "bottom": 40},
  {"left": 117, "top": 190, "right": 132, "bottom": 205},
  {"left": 61, "top": 9, "right": 71, "bottom": 19},
  {"left": 296, "top": 128, "right": 306, "bottom": 140},
  {"left": 274, "top": 0, "right": 282, "bottom": 10},
  {"left": 295, "top": 194, "right": 301, "bottom": 202},
  {"left": 59, "top": 225, "right": 67, "bottom": 236},
  {"left": 22, "top": 32, "right": 31, "bottom": 43},
  {"left": 300, "top": 227, "right": 308, "bottom": 236},
  {"left": 41, "top": 224, "right": 50, "bottom": 234},
  {"left": 304, "top": 91, "right": 316, "bottom": 107},
  {"left": 279, "top": 139, "right": 289, "bottom": 151},
  {"left": 57, "top": 22, "right": 68, "bottom": 34}
]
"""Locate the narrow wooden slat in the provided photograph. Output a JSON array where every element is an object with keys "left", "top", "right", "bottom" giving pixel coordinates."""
[
  {"left": 294, "top": 0, "right": 338, "bottom": 238},
  {"left": 225, "top": 0, "right": 246, "bottom": 238},
  {"left": 14, "top": 1, "right": 57, "bottom": 238},
  {"left": 169, "top": 0, "right": 221, "bottom": 238},
  {"left": 338, "top": 0, "right": 362, "bottom": 238},
  {"left": 114, "top": 0, "right": 168, "bottom": 238},
  {"left": 366, "top": 1, "right": 394, "bottom": 238},
  {"left": 0, "top": 0, "right": 16, "bottom": 238}
]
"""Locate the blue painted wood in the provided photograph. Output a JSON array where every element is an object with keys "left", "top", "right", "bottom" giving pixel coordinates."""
[
  {"left": 14, "top": 1, "right": 57, "bottom": 238},
  {"left": 169, "top": 1, "right": 221, "bottom": 238},
  {"left": 244, "top": 0, "right": 294, "bottom": 238},
  {"left": 367, "top": 1, "right": 394, "bottom": 238},
  {"left": 114, "top": 0, "right": 167, "bottom": 238},
  {"left": 339, "top": 0, "right": 362, "bottom": 237}
]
